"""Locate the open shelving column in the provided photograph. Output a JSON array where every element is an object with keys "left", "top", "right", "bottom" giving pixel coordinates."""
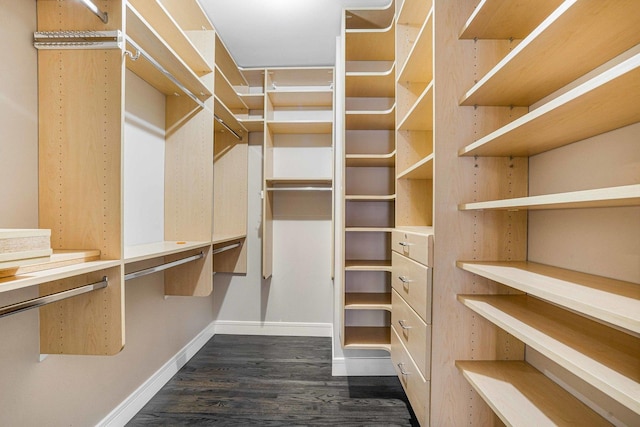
[{"left": 342, "top": 2, "right": 396, "bottom": 351}]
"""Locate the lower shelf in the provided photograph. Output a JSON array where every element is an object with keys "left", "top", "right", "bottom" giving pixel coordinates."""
[
  {"left": 456, "top": 360, "right": 610, "bottom": 426},
  {"left": 345, "top": 292, "right": 392, "bottom": 310},
  {"left": 343, "top": 326, "right": 391, "bottom": 352}
]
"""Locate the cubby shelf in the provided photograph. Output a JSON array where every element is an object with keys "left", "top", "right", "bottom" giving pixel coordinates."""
[
  {"left": 346, "top": 152, "right": 396, "bottom": 167},
  {"left": 346, "top": 227, "right": 394, "bottom": 233},
  {"left": 266, "top": 178, "right": 332, "bottom": 188},
  {"left": 345, "top": 260, "right": 392, "bottom": 272},
  {"left": 346, "top": 106, "right": 396, "bottom": 130},
  {"left": 397, "top": 0, "right": 431, "bottom": 27},
  {"left": 346, "top": 64, "right": 395, "bottom": 98},
  {"left": 345, "top": 194, "right": 396, "bottom": 201},
  {"left": 215, "top": 67, "right": 248, "bottom": 112},
  {"left": 266, "top": 121, "right": 332, "bottom": 134},
  {"left": 459, "top": 184, "right": 640, "bottom": 211},
  {"left": 398, "top": 82, "right": 433, "bottom": 131},
  {"left": 124, "top": 241, "right": 210, "bottom": 264},
  {"left": 345, "top": 25, "right": 395, "bottom": 62},
  {"left": 397, "top": 154, "right": 433, "bottom": 180},
  {"left": 125, "top": 3, "right": 211, "bottom": 101},
  {"left": 457, "top": 260, "right": 640, "bottom": 335},
  {"left": 397, "top": 9, "right": 433, "bottom": 84},
  {"left": 240, "top": 93, "right": 265, "bottom": 110},
  {"left": 459, "top": 0, "right": 563, "bottom": 39},
  {"left": 237, "top": 118, "right": 264, "bottom": 132},
  {"left": 344, "top": 326, "right": 391, "bottom": 351},
  {"left": 345, "top": 292, "right": 392, "bottom": 311},
  {"left": 267, "top": 90, "right": 333, "bottom": 107},
  {"left": 458, "top": 294, "right": 640, "bottom": 414},
  {"left": 460, "top": 0, "right": 640, "bottom": 106},
  {"left": 456, "top": 360, "right": 610, "bottom": 426},
  {"left": 460, "top": 54, "right": 640, "bottom": 157},
  {"left": 128, "top": 0, "right": 212, "bottom": 76}
]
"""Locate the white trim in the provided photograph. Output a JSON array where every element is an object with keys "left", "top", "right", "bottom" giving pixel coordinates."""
[
  {"left": 214, "top": 320, "right": 333, "bottom": 337},
  {"left": 332, "top": 356, "right": 396, "bottom": 376},
  {"left": 98, "top": 321, "right": 216, "bottom": 427}
]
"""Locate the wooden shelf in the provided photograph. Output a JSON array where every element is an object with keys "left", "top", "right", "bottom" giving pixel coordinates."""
[
  {"left": 346, "top": 63, "right": 395, "bottom": 98},
  {"left": 346, "top": 105, "right": 396, "bottom": 130},
  {"left": 345, "top": 194, "right": 396, "bottom": 201},
  {"left": 214, "top": 96, "right": 247, "bottom": 137},
  {"left": 397, "top": 0, "right": 431, "bottom": 27},
  {"left": 457, "top": 294, "right": 640, "bottom": 414},
  {"left": 460, "top": 1, "right": 640, "bottom": 106},
  {"left": 128, "top": 0, "right": 212, "bottom": 76},
  {"left": 456, "top": 360, "right": 611, "bottom": 426},
  {"left": 215, "top": 67, "right": 248, "bottom": 113},
  {"left": 240, "top": 93, "right": 265, "bottom": 110},
  {"left": 345, "top": 25, "right": 395, "bottom": 62},
  {"left": 0, "top": 258, "right": 121, "bottom": 294},
  {"left": 212, "top": 233, "right": 246, "bottom": 245},
  {"left": 215, "top": 34, "right": 248, "bottom": 88},
  {"left": 398, "top": 82, "right": 433, "bottom": 131},
  {"left": 238, "top": 118, "right": 264, "bottom": 132},
  {"left": 459, "top": 184, "right": 640, "bottom": 211},
  {"left": 346, "top": 227, "right": 394, "bottom": 233},
  {"left": 345, "top": 259, "right": 392, "bottom": 272},
  {"left": 344, "top": 326, "right": 391, "bottom": 351},
  {"left": 266, "top": 120, "right": 332, "bottom": 134},
  {"left": 267, "top": 67, "right": 334, "bottom": 89},
  {"left": 124, "top": 241, "right": 210, "bottom": 264},
  {"left": 457, "top": 261, "right": 640, "bottom": 335},
  {"left": 346, "top": 152, "right": 396, "bottom": 167},
  {"left": 397, "top": 9, "right": 433, "bottom": 84},
  {"left": 345, "top": 292, "right": 392, "bottom": 311},
  {"left": 397, "top": 154, "right": 434, "bottom": 180},
  {"left": 345, "top": 5, "right": 395, "bottom": 30},
  {"left": 125, "top": 3, "right": 211, "bottom": 100},
  {"left": 0, "top": 249, "right": 101, "bottom": 280},
  {"left": 267, "top": 90, "right": 333, "bottom": 107},
  {"left": 459, "top": 0, "right": 563, "bottom": 39},
  {"left": 460, "top": 54, "right": 640, "bottom": 157},
  {"left": 266, "top": 178, "right": 332, "bottom": 187},
  {"left": 159, "top": 0, "right": 213, "bottom": 31}
]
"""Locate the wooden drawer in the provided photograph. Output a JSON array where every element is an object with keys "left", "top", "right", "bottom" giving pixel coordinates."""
[
  {"left": 392, "top": 251, "right": 432, "bottom": 323},
  {"left": 392, "top": 229, "right": 433, "bottom": 267},
  {"left": 392, "top": 289, "right": 430, "bottom": 379},
  {"left": 391, "top": 326, "right": 430, "bottom": 426}
]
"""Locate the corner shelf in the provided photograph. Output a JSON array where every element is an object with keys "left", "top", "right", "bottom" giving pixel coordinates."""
[
  {"left": 345, "top": 292, "right": 392, "bottom": 311},
  {"left": 346, "top": 63, "right": 395, "bottom": 98},
  {"left": 457, "top": 261, "right": 640, "bottom": 335},
  {"left": 458, "top": 294, "right": 640, "bottom": 414},
  {"left": 344, "top": 326, "right": 391, "bottom": 351},
  {"left": 345, "top": 24, "right": 395, "bottom": 62},
  {"left": 124, "top": 241, "right": 210, "bottom": 264},
  {"left": 346, "top": 105, "right": 396, "bottom": 130},
  {"left": 345, "top": 259, "right": 392, "bottom": 272},
  {"left": 346, "top": 151, "right": 396, "bottom": 167},
  {"left": 458, "top": 184, "right": 640, "bottom": 211},
  {"left": 456, "top": 360, "right": 610, "bottom": 426}
]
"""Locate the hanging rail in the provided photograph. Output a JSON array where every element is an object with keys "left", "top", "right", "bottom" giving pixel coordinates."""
[
  {"left": 125, "top": 37, "right": 207, "bottom": 110},
  {"left": 214, "top": 115, "right": 243, "bottom": 141},
  {"left": 125, "top": 251, "right": 204, "bottom": 281},
  {"left": 79, "top": 0, "right": 109, "bottom": 24},
  {"left": 0, "top": 277, "right": 108, "bottom": 319},
  {"left": 212, "top": 241, "right": 242, "bottom": 255}
]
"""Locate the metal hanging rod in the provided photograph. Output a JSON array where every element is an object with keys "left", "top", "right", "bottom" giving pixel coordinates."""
[
  {"left": 214, "top": 115, "right": 243, "bottom": 141},
  {"left": 125, "top": 37, "right": 207, "bottom": 110},
  {"left": 79, "top": 0, "right": 109, "bottom": 24},
  {"left": 125, "top": 251, "right": 204, "bottom": 281},
  {"left": 0, "top": 277, "right": 108, "bottom": 319},
  {"left": 33, "top": 30, "right": 122, "bottom": 50},
  {"left": 212, "top": 242, "right": 242, "bottom": 255}
]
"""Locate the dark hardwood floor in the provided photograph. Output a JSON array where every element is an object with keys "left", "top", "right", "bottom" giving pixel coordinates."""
[{"left": 127, "top": 334, "right": 419, "bottom": 426}]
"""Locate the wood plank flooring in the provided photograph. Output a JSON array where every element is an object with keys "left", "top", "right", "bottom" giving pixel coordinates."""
[{"left": 127, "top": 335, "right": 419, "bottom": 426}]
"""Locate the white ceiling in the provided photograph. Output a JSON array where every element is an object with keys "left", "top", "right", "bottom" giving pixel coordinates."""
[{"left": 199, "top": 0, "right": 391, "bottom": 68}]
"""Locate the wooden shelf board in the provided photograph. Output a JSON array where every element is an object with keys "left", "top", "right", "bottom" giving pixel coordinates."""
[
  {"left": 267, "top": 90, "right": 333, "bottom": 107},
  {"left": 266, "top": 121, "right": 333, "bottom": 134},
  {"left": 346, "top": 61, "right": 395, "bottom": 74},
  {"left": 459, "top": 0, "right": 564, "bottom": 39},
  {"left": 345, "top": 5, "right": 395, "bottom": 30},
  {"left": 345, "top": 260, "right": 392, "bottom": 272},
  {"left": 240, "top": 93, "right": 265, "bottom": 110},
  {"left": 158, "top": 0, "right": 213, "bottom": 31},
  {"left": 214, "top": 96, "right": 248, "bottom": 137},
  {"left": 397, "top": 154, "right": 434, "bottom": 180},
  {"left": 266, "top": 67, "right": 334, "bottom": 89},
  {"left": 456, "top": 360, "right": 611, "bottom": 426},
  {"left": 345, "top": 25, "right": 395, "bottom": 62},
  {"left": 0, "top": 257, "right": 121, "bottom": 294},
  {"left": 266, "top": 178, "right": 332, "bottom": 187},
  {"left": 397, "top": 10, "right": 433, "bottom": 84},
  {"left": 215, "top": 67, "right": 248, "bottom": 112},
  {"left": 128, "top": 0, "right": 212, "bottom": 76},
  {"left": 344, "top": 326, "right": 391, "bottom": 351},
  {"left": 125, "top": 4, "right": 211, "bottom": 100},
  {"left": 461, "top": 1, "right": 640, "bottom": 106},
  {"left": 238, "top": 118, "right": 264, "bottom": 132},
  {"left": 397, "top": 0, "right": 431, "bottom": 26},
  {"left": 457, "top": 260, "right": 640, "bottom": 335},
  {"left": 345, "top": 292, "right": 392, "bottom": 311},
  {"left": 458, "top": 294, "right": 640, "bottom": 414},
  {"left": 460, "top": 55, "right": 640, "bottom": 156},
  {"left": 398, "top": 82, "right": 434, "bottom": 131},
  {"left": 346, "top": 227, "right": 394, "bottom": 233},
  {"left": 124, "top": 241, "right": 210, "bottom": 264},
  {"left": 459, "top": 184, "right": 640, "bottom": 211},
  {"left": 346, "top": 152, "right": 396, "bottom": 167},
  {"left": 212, "top": 234, "right": 246, "bottom": 245},
  {"left": 346, "top": 65, "right": 395, "bottom": 98},
  {"left": 346, "top": 105, "right": 396, "bottom": 130},
  {"left": 215, "top": 34, "right": 248, "bottom": 88},
  {"left": 345, "top": 194, "right": 396, "bottom": 201}
]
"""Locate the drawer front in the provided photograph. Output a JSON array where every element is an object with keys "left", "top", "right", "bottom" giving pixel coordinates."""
[
  {"left": 392, "top": 230, "right": 433, "bottom": 267},
  {"left": 392, "top": 251, "right": 432, "bottom": 323},
  {"left": 391, "top": 327, "right": 430, "bottom": 426},
  {"left": 392, "top": 289, "right": 430, "bottom": 379}
]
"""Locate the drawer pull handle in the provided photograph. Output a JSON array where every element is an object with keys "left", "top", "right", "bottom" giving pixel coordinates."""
[
  {"left": 397, "top": 363, "right": 411, "bottom": 376},
  {"left": 398, "top": 319, "right": 412, "bottom": 330},
  {"left": 398, "top": 241, "right": 413, "bottom": 247},
  {"left": 398, "top": 275, "right": 411, "bottom": 284}
]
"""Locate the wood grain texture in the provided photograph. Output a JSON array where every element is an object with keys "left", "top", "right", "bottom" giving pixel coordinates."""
[{"left": 128, "top": 335, "right": 418, "bottom": 426}]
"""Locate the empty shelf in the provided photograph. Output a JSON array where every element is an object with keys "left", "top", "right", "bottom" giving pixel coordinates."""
[
  {"left": 397, "top": 154, "right": 434, "bottom": 180},
  {"left": 398, "top": 82, "right": 433, "bottom": 131},
  {"left": 346, "top": 152, "right": 396, "bottom": 167},
  {"left": 345, "top": 24, "right": 395, "bottom": 62},
  {"left": 345, "top": 259, "right": 392, "bottom": 272},
  {"left": 346, "top": 105, "right": 396, "bottom": 130},
  {"left": 267, "top": 90, "right": 333, "bottom": 107},
  {"left": 124, "top": 241, "right": 210, "bottom": 264},
  {"left": 214, "top": 96, "right": 247, "bottom": 137},
  {"left": 215, "top": 67, "right": 248, "bottom": 112},
  {"left": 397, "top": 9, "right": 433, "bottom": 84},
  {"left": 266, "top": 121, "right": 332, "bottom": 134},
  {"left": 457, "top": 261, "right": 640, "bottom": 335},
  {"left": 344, "top": 326, "right": 391, "bottom": 351},
  {"left": 346, "top": 65, "right": 395, "bottom": 98},
  {"left": 345, "top": 292, "right": 392, "bottom": 311}
]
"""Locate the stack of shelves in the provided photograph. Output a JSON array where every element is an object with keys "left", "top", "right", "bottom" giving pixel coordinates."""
[
  {"left": 235, "top": 68, "right": 265, "bottom": 132},
  {"left": 262, "top": 67, "right": 335, "bottom": 279},
  {"left": 430, "top": 0, "right": 640, "bottom": 425},
  {"left": 342, "top": 2, "right": 396, "bottom": 351}
]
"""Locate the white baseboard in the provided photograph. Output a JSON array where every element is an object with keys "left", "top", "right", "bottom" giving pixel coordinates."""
[
  {"left": 332, "top": 356, "right": 396, "bottom": 376},
  {"left": 98, "top": 321, "right": 216, "bottom": 427},
  {"left": 214, "top": 320, "right": 333, "bottom": 337}
]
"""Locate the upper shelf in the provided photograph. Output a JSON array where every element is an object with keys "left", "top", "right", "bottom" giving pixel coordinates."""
[
  {"left": 215, "top": 67, "right": 248, "bottom": 113},
  {"left": 458, "top": 294, "right": 640, "bottom": 415},
  {"left": 398, "top": 82, "right": 433, "bottom": 131},
  {"left": 397, "top": 9, "right": 433, "bottom": 84},
  {"left": 128, "top": 0, "right": 212, "bottom": 76},
  {"left": 346, "top": 63, "right": 395, "bottom": 98},
  {"left": 124, "top": 241, "right": 210, "bottom": 264},
  {"left": 459, "top": 0, "right": 563, "bottom": 39},
  {"left": 397, "top": 0, "right": 431, "bottom": 27},
  {"left": 457, "top": 261, "right": 640, "bottom": 335},
  {"left": 125, "top": 3, "right": 211, "bottom": 100},
  {"left": 267, "top": 90, "right": 333, "bottom": 108},
  {"left": 267, "top": 67, "right": 334, "bottom": 91},
  {"left": 266, "top": 121, "right": 332, "bottom": 134},
  {"left": 459, "top": 184, "right": 640, "bottom": 211},
  {"left": 459, "top": 54, "right": 640, "bottom": 157},
  {"left": 215, "top": 34, "right": 248, "bottom": 89},
  {"left": 460, "top": 0, "right": 640, "bottom": 106},
  {"left": 158, "top": 0, "right": 213, "bottom": 31},
  {"left": 345, "top": 3, "right": 395, "bottom": 30},
  {"left": 345, "top": 24, "right": 395, "bottom": 62}
]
